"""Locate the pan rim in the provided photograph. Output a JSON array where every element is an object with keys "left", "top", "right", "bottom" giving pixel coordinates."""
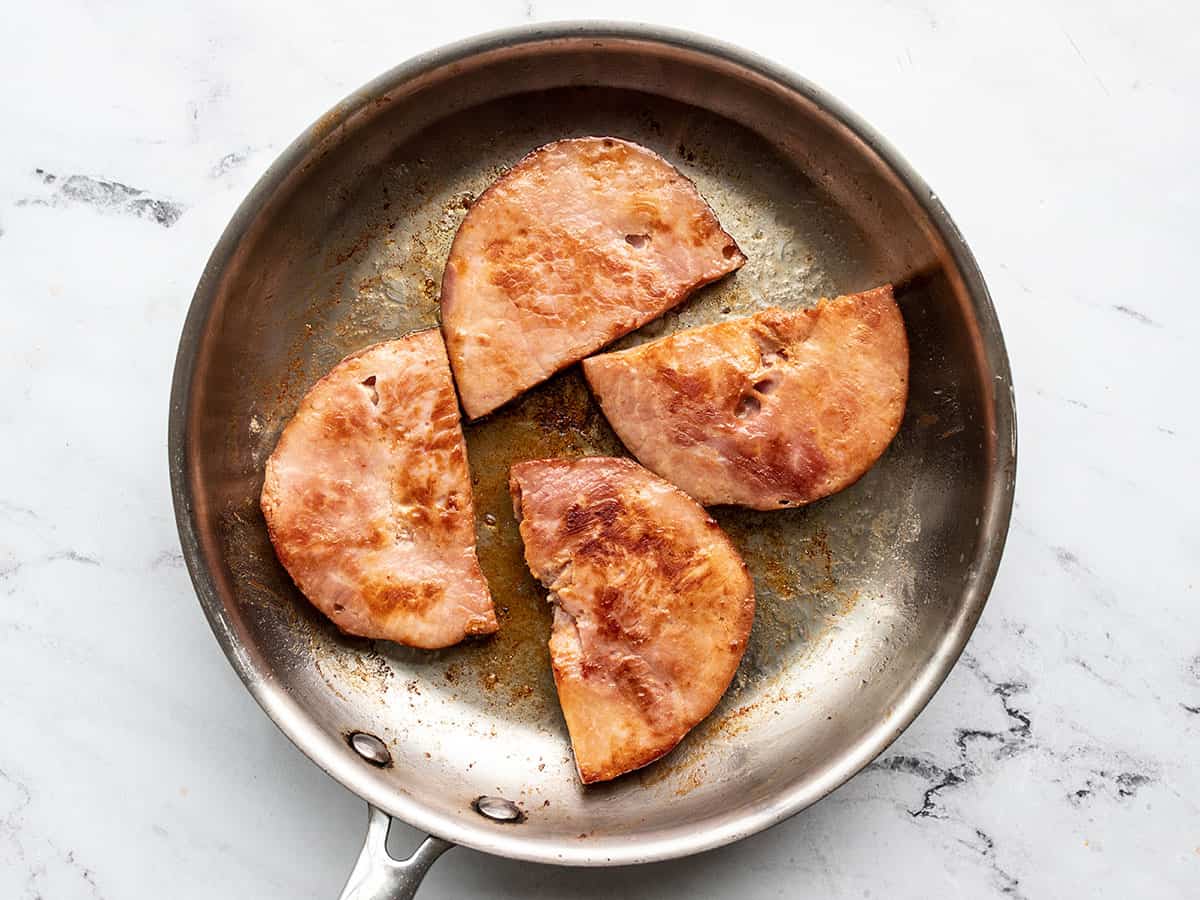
[{"left": 168, "top": 20, "right": 1016, "bottom": 866}]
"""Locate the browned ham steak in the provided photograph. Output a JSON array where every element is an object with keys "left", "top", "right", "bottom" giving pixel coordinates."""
[
  {"left": 509, "top": 457, "right": 754, "bottom": 783},
  {"left": 583, "top": 286, "right": 909, "bottom": 509},
  {"left": 261, "top": 330, "right": 497, "bottom": 649},
  {"left": 441, "top": 137, "right": 745, "bottom": 419}
]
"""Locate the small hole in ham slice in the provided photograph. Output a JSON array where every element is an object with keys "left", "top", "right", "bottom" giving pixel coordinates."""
[
  {"left": 753, "top": 332, "right": 788, "bottom": 366},
  {"left": 361, "top": 375, "right": 379, "bottom": 405},
  {"left": 624, "top": 233, "right": 651, "bottom": 248},
  {"left": 734, "top": 393, "right": 761, "bottom": 418},
  {"left": 753, "top": 377, "right": 778, "bottom": 395},
  {"left": 722, "top": 244, "right": 738, "bottom": 258}
]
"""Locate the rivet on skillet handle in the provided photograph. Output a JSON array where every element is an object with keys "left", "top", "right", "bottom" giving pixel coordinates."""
[
  {"left": 348, "top": 731, "right": 393, "bottom": 767},
  {"left": 339, "top": 805, "right": 453, "bottom": 900}
]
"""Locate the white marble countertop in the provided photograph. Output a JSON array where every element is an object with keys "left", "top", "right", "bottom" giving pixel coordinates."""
[{"left": 2, "top": 2, "right": 1197, "bottom": 898}]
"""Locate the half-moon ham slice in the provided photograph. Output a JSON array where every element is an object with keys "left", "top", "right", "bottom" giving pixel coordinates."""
[
  {"left": 441, "top": 137, "right": 746, "bottom": 420},
  {"left": 582, "top": 285, "right": 908, "bottom": 509},
  {"left": 509, "top": 457, "right": 754, "bottom": 783},
  {"left": 261, "top": 330, "right": 498, "bottom": 649}
]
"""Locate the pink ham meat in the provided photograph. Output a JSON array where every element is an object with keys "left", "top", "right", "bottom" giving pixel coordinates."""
[
  {"left": 441, "top": 137, "right": 745, "bottom": 419},
  {"left": 510, "top": 457, "right": 754, "bottom": 783},
  {"left": 583, "top": 286, "right": 909, "bottom": 510},
  {"left": 261, "top": 330, "right": 498, "bottom": 649}
]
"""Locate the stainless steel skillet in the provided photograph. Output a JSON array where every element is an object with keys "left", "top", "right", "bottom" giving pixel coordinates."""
[{"left": 168, "top": 22, "right": 1016, "bottom": 899}]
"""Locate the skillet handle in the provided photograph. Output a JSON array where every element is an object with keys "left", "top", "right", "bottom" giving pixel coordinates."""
[{"left": 338, "top": 805, "right": 454, "bottom": 900}]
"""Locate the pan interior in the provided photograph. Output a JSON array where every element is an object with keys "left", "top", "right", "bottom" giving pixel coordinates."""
[{"left": 177, "top": 33, "right": 1010, "bottom": 864}]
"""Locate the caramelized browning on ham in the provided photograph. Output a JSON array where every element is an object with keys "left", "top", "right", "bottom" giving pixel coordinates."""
[
  {"left": 583, "top": 286, "right": 909, "bottom": 509},
  {"left": 509, "top": 457, "right": 754, "bottom": 783},
  {"left": 261, "top": 330, "right": 497, "bottom": 649},
  {"left": 441, "top": 137, "right": 745, "bottom": 419}
]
